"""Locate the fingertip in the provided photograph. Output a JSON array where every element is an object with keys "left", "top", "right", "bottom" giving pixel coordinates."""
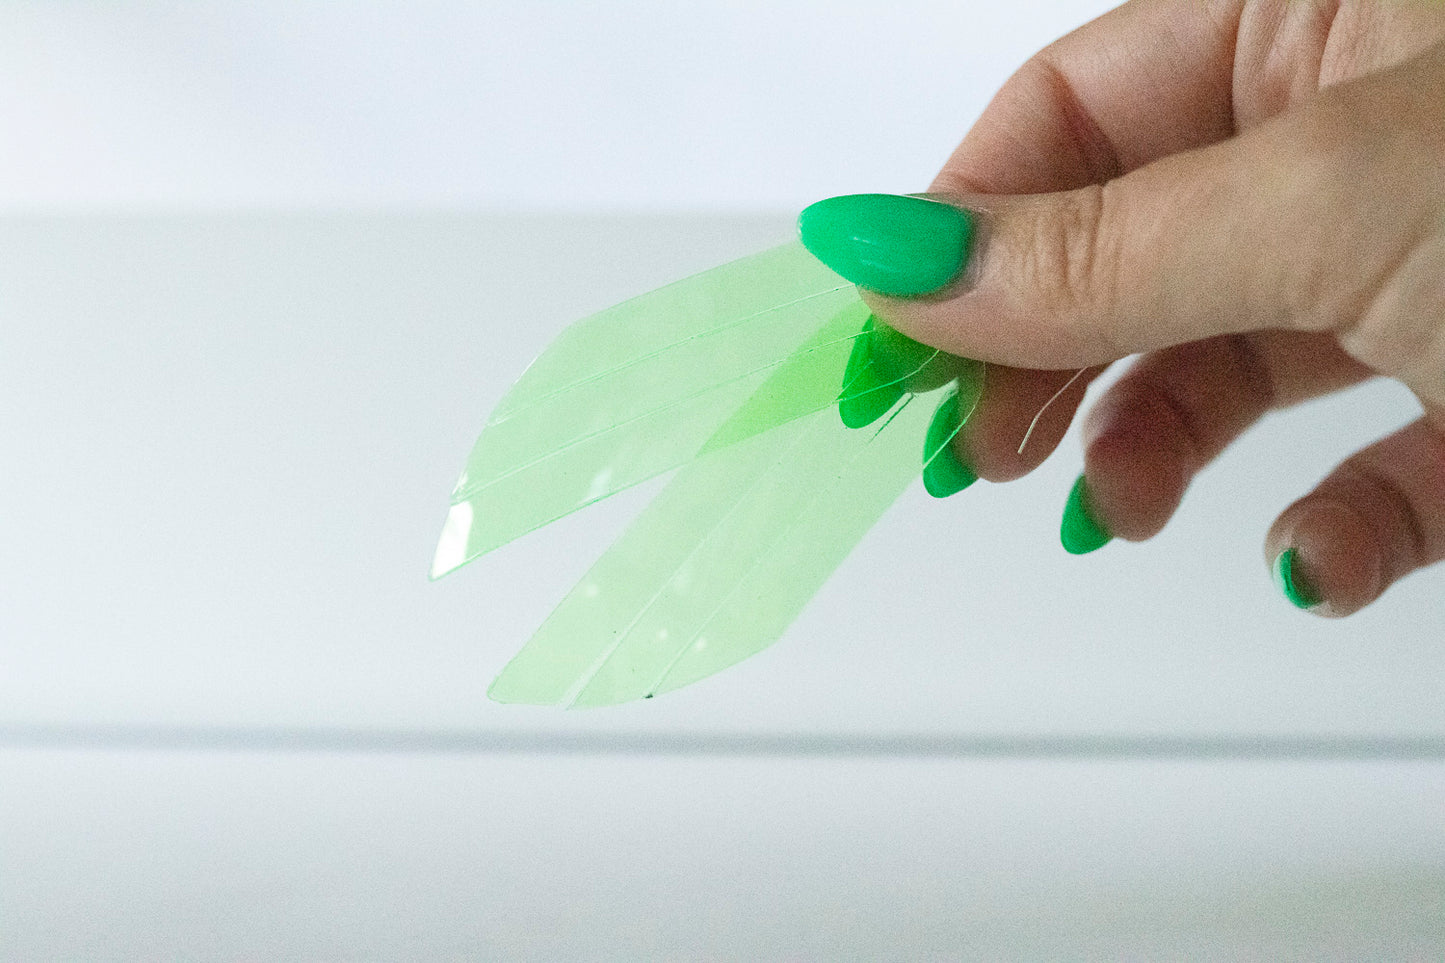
[
  {"left": 959, "top": 365, "right": 1092, "bottom": 483},
  {"left": 1267, "top": 500, "right": 1387, "bottom": 618},
  {"left": 1081, "top": 398, "right": 1188, "bottom": 542}
]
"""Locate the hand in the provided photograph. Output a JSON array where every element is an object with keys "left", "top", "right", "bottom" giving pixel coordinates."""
[{"left": 800, "top": 0, "right": 1445, "bottom": 616}]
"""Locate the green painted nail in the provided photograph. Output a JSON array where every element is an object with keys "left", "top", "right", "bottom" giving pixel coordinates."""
[
  {"left": 839, "top": 314, "right": 876, "bottom": 393},
  {"left": 922, "top": 387, "right": 977, "bottom": 497},
  {"left": 838, "top": 366, "right": 904, "bottom": 429},
  {"left": 1272, "top": 548, "right": 1321, "bottom": 610},
  {"left": 1061, "top": 474, "right": 1111, "bottom": 554},
  {"left": 838, "top": 315, "right": 903, "bottom": 428},
  {"left": 798, "top": 193, "right": 974, "bottom": 297}
]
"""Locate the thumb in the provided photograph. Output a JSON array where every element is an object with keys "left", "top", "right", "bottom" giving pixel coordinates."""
[{"left": 797, "top": 49, "right": 1445, "bottom": 375}]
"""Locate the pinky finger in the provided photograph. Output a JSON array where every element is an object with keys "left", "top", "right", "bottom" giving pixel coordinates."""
[{"left": 1266, "top": 417, "right": 1445, "bottom": 616}]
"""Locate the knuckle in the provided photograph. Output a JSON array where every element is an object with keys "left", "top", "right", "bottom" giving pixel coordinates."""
[
  {"left": 1021, "top": 183, "right": 1118, "bottom": 346},
  {"left": 1337, "top": 228, "right": 1445, "bottom": 390},
  {"left": 1331, "top": 458, "right": 1430, "bottom": 575},
  {"left": 1122, "top": 375, "right": 1207, "bottom": 471},
  {"left": 1212, "top": 333, "right": 1277, "bottom": 423}
]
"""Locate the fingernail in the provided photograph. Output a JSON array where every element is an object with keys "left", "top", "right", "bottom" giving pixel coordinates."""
[
  {"left": 838, "top": 366, "right": 904, "bottom": 428},
  {"left": 838, "top": 314, "right": 875, "bottom": 392},
  {"left": 1272, "top": 548, "right": 1322, "bottom": 610},
  {"left": 1061, "top": 474, "right": 1112, "bottom": 554},
  {"left": 838, "top": 315, "right": 903, "bottom": 428},
  {"left": 868, "top": 319, "right": 945, "bottom": 384},
  {"left": 922, "top": 387, "right": 977, "bottom": 497},
  {"left": 798, "top": 193, "right": 974, "bottom": 297}
]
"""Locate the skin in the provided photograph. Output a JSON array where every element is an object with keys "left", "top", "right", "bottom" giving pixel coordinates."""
[{"left": 861, "top": 0, "right": 1445, "bottom": 617}]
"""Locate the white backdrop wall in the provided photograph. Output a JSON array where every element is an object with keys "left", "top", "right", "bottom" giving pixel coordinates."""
[
  {"left": 6, "top": 7, "right": 1445, "bottom": 957},
  {"left": 0, "top": 0, "right": 1117, "bottom": 212}
]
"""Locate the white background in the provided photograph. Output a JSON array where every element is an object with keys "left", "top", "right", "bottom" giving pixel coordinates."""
[
  {"left": 0, "top": 0, "right": 1113, "bottom": 211},
  {"left": 3, "top": 3, "right": 1444, "bottom": 959}
]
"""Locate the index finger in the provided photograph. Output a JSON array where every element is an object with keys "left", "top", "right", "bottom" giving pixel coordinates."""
[
  {"left": 934, "top": 0, "right": 1244, "bottom": 197},
  {"left": 902, "top": 0, "right": 1245, "bottom": 479}
]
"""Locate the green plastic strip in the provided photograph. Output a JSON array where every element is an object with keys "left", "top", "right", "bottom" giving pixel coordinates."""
[
  {"left": 482, "top": 242, "right": 843, "bottom": 427},
  {"left": 487, "top": 362, "right": 984, "bottom": 708},
  {"left": 431, "top": 243, "right": 951, "bottom": 578}
]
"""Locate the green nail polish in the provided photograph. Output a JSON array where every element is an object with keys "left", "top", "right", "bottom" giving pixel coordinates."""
[
  {"left": 837, "top": 314, "right": 875, "bottom": 400},
  {"left": 1061, "top": 474, "right": 1111, "bottom": 554},
  {"left": 1272, "top": 548, "right": 1321, "bottom": 610},
  {"left": 838, "top": 365, "right": 904, "bottom": 429},
  {"left": 798, "top": 193, "right": 974, "bottom": 297},
  {"left": 922, "top": 387, "right": 976, "bottom": 497},
  {"left": 838, "top": 315, "right": 903, "bottom": 428}
]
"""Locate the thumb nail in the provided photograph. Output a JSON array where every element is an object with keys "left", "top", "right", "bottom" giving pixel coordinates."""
[{"left": 798, "top": 193, "right": 974, "bottom": 297}]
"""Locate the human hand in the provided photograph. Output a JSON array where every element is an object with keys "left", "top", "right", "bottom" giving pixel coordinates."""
[{"left": 799, "top": 0, "right": 1445, "bottom": 616}]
